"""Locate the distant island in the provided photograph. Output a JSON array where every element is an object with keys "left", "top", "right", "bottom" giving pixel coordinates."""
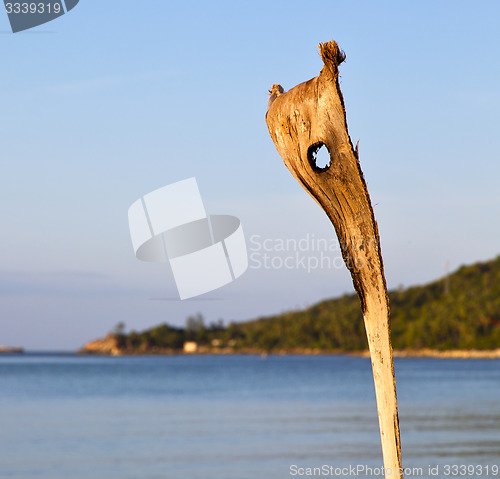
[
  {"left": 80, "top": 256, "right": 500, "bottom": 357},
  {"left": 0, "top": 345, "right": 24, "bottom": 354}
]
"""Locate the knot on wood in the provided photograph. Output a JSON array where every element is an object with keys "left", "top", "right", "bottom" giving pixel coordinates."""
[{"left": 307, "top": 142, "right": 332, "bottom": 173}]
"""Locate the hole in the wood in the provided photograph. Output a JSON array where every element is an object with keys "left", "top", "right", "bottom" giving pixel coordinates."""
[{"left": 307, "top": 142, "right": 331, "bottom": 172}]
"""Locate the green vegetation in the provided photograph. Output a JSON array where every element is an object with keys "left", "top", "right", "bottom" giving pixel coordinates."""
[{"left": 114, "top": 256, "right": 500, "bottom": 353}]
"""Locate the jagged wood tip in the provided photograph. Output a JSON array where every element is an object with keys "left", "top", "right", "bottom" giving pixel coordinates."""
[{"left": 319, "top": 40, "right": 346, "bottom": 77}]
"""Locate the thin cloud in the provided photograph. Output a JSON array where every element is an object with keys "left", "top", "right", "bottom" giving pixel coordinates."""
[
  {"left": 45, "top": 69, "right": 182, "bottom": 95},
  {"left": 0, "top": 270, "right": 143, "bottom": 298}
]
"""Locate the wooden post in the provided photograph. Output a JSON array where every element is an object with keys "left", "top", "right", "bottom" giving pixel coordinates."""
[{"left": 266, "top": 41, "right": 402, "bottom": 478}]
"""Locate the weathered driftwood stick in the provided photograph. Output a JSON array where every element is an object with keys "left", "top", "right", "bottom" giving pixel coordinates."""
[{"left": 266, "top": 41, "right": 402, "bottom": 478}]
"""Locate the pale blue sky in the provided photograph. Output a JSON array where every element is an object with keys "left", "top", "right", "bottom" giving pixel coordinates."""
[{"left": 1, "top": 1, "right": 499, "bottom": 349}]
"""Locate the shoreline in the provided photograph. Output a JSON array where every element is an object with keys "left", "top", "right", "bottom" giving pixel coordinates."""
[
  {"left": 78, "top": 333, "right": 500, "bottom": 359},
  {"left": 391, "top": 348, "right": 500, "bottom": 359},
  {"left": 78, "top": 344, "right": 500, "bottom": 359}
]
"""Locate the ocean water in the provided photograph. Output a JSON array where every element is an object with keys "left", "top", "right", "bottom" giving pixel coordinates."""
[{"left": 0, "top": 354, "right": 499, "bottom": 479}]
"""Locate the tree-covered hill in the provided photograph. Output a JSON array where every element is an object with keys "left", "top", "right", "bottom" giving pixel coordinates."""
[
  {"left": 234, "top": 256, "right": 500, "bottom": 352},
  {"left": 83, "top": 256, "right": 500, "bottom": 354}
]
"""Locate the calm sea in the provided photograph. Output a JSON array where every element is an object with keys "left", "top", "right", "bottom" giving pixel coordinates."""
[{"left": 0, "top": 354, "right": 499, "bottom": 479}]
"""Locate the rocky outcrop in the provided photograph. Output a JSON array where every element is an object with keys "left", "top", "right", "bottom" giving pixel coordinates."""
[{"left": 79, "top": 334, "right": 122, "bottom": 356}]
